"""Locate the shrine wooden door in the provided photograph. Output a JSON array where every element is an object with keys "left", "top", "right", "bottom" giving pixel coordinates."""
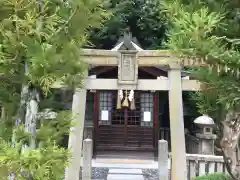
[{"left": 95, "top": 90, "right": 154, "bottom": 152}]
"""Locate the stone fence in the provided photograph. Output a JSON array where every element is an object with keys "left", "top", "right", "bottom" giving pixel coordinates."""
[
  {"left": 160, "top": 140, "right": 226, "bottom": 180},
  {"left": 167, "top": 153, "right": 226, "bottom": 180},
  {"left": 185, "top": 154, "right": 225, "bottom": 179},
  {"left": 81, "top": 139, "right": 227, "bottom": 180}
]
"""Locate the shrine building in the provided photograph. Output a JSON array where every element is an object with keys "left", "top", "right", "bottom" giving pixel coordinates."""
[{"left": 62, "top": 34, "right": 203, "bottom": 180}]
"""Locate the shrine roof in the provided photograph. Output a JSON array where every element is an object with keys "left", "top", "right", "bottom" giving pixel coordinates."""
[
  {"left": 111, "top": 32, "right": 142, "bottom": 51},
  {"left": 109, "top": 33, "right": 188, "bottom": 77}
]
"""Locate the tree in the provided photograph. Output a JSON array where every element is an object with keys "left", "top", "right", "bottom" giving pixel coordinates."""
[
  {"left": 0, "top": 0, "right": 109, "bottom": 179},
  {"left": 0, "top": 111, "right": 72, "bottom": 180},
  {"left": 162, "top": 0, "right": 240, "bottom": 179},
  {"left": 89, "top": 0, "right": 166, "bottom": 49},
  {"left": 0, "top": 0, "right": 108, "bottom": 92}
]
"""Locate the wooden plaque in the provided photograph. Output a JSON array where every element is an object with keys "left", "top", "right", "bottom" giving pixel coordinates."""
[{"left": 118, "top": 52, "right": 138, "bottom": 85}]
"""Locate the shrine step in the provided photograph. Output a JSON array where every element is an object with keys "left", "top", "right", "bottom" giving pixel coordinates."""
[
  {"left": 108, "top": 168, "right": 142, "bottom": 174},
  {"left": 107, "top": 168, "right": 144, "bottom": 180},
  {"left": 107, "top": 174, "right": 144, "bottom": 180}
]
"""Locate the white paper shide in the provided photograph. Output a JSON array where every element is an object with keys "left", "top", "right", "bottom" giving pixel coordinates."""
[
  {"left": 143, "top": 111, "right": 151, "bottom": 122},
  {"left": 101, "top": 110, "right": 109, "bottom": 121}
]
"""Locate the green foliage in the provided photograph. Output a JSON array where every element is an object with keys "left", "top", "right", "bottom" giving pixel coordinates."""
[
  {"left": 36, "top": 111, "right": 72, "bottom": 145},
  {"left": 0, "top": 0, "right": 109, "bottom": 179},
  {"left": 0, "top": 110, "right": 72, "bottom": 179},
  {"left": 161, "top": 0, "right": 240, "bottom": 121},
  {"left": 0, "top": 0, "right": 109, "bottom": 145},
  {"left": 89, "top": 0, "right": 166, "bottom": 49},
  {"left": 0, "top": 139, "right": 69, "bottom": 180},
  {"left": 39, "top": 89, "right": 72, "bottom": 111},
  {"left": 13, "top": 125, "right": 32, "bottom": 145},
  {"left": 194, "top": 173, "right": 231, "bottom": 180},
  {"left": 0, "top": 81, "right": 21, "bottom": 140},
  {"left": 0, "top": 0, "right": 109, "bottom": 93}
]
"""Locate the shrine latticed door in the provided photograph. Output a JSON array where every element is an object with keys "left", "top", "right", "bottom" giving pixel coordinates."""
[{"left": 96, "top": 90, "right": 154, "bottom": 151}]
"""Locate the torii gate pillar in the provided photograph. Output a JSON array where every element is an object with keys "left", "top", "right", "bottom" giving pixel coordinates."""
[{"left": 168, "top": 63, "right": 187, "bottom": 180}]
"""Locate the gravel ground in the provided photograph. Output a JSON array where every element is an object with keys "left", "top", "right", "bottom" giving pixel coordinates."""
[
  {"left": 142, "top": 169, "right": 158, "bottom": 180},
  {"left": 92, "top": 168, "right": 109, "bottom": 180},
  {"left": 79, "top": 167, "right": 109, "bottom": 180},
  {"left": 79, "top": 167, "right": 169, "bottom": 180}
]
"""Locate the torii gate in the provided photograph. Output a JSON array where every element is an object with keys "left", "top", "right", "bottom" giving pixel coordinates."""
[{"left": 63, "top": 36, "right": 202, "bottom": 180}]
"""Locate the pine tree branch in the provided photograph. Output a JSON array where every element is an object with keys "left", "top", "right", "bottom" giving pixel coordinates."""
[{"left": 48, "top": 7, "right": 78, "bottom": 41}]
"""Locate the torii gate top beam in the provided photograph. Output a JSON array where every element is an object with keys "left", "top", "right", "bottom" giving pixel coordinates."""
[{"left": 82, "top": 49, "right": 204, "bottom": 67}]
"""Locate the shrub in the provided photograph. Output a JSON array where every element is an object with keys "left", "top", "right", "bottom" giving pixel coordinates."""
[
  {"left": 0, "top": 139, "right": 70, "bottom": 180},
  {"left": 194, "top": 173, "right": 231, "bottom": 180}
]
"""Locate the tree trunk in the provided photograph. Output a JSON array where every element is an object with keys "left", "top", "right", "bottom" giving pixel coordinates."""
[
  {"left": 220, "top": 111, "right": 240, "bottom": 179},
  {"left": 22, "top": 88, "right": 39, "bottom": 151}
]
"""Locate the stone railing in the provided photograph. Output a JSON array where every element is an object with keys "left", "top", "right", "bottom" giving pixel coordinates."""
[
  {"left": 168, "top": 153, "right": 226, "bottom": 180},
  {"left": 158, "top": 140, "right": 226, "bottom": 180},
  {"left": 159, "top": 128, "right": 201, "bottom": 153},
  {"left": 185, "top": 133, "right": 200, "bottom": 154},
  {"left": 185, "top": 154, "right": 225, "bottom": 179}
]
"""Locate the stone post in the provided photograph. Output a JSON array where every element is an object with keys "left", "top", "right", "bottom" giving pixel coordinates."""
[
  {"left": 168, "top": 64, "right": 187, "bottom": 180},
  {"left": 64, "top": 88, "right": 87, "bottom": 180},
  {"left": 158, "top": 140, "right": 168, "bottom": 180},
  {"left": 82, "top": 138, "right": 93, "bottom": 180}
]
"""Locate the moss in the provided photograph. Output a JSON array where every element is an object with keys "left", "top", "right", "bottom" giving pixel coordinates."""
[{"left": 194, "top": 173, "right": 231, "bottom": 180}]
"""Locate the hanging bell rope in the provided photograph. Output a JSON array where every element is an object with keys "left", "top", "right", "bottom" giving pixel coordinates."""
[{"left": 122, "top": 90, "right": 129, "bottom": 108}]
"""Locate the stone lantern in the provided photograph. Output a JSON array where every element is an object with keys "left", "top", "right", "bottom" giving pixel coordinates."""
[{"left": 194, "top": 115, "right": 217, "bottom": 155}]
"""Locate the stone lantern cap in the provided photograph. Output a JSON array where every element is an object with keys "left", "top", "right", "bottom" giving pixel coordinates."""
[{"left": 194, "top": 115, "right": 215, "bottom": 127}]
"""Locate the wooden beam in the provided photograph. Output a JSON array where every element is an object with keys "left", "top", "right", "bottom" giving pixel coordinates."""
[
  {"left": 83, "top": 49, "right": 119, "bottom": 56},
  {"left": 182, "top": 80, "right": 201, "bottom": 91},
  {"left": 89, "top": 66, "right": 116, "bottom": 76},
  {"left": 82, "top": 49, "right": 177, "bottom": 67},
  {"left": 52, "top": 78, "right": 201, "bottom": 91},
  {"left": 137, "top": 50, "right": 176, "bottom": 66},
  {"left": 140, "top": 67, "right": 168, "bottom": 77},
  {"left": 84, "top": 79, "right": 169, "bottom": 90},
  {"left": 82, "top": 49, "right": 118, "bottom": 66},
  {"left": 82, "top": 49, "right": 206, "bottom": 67}
]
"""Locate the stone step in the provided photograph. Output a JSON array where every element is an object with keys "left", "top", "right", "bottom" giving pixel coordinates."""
[
  {"left": 107, "top": 174, "right": 144, "bottom": 180},
  {"left": 109, "top": 168, "right": 142, "bottom": 174},
  {"left": 95, "top": 158, "right": 155, "bottom": 164}
]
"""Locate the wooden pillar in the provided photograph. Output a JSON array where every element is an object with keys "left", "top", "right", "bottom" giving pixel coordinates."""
[
  {"left": 124, "top": 108, "right": 128, "bottom": 146},
  {"left": 64, "top": 87, "right": 87, "bottom": 180},
  {"left": 168, "top": 64, "right": 187, "bottom": 180},
  {"left": 93, "top": 92, "right": 99, "bottom": 157},
  {"left": 154, "top": 92, "right": 159, "bottom": 157}
]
